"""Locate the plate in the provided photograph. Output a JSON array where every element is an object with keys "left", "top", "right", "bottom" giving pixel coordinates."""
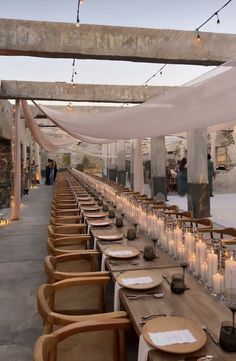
[
  {"left": 79, "top": 201, "right": 96, "bottom": 206},
  {"left": 97, "top": 234, "right": 123, "bottom": 241},
  {"left": 81, "top": 206, "right": 100, "bottom": 211},
  {"left": 77, "top": 197, "right": 92, "bottom": 201},
  {"left": 117, "top": 270, "right": 162, "bottom": 290},
  {"left": 89, "top": 221, "right": 112, "bottom": 227},
  {"left": 105, "top": 245, "right": 139, "bottom": 259},
  {"left": 142, "top": 316, "right": 206, "bottom": 354},
  {"left": 84, "top": 212, "right": 107, "bottom": 218}
]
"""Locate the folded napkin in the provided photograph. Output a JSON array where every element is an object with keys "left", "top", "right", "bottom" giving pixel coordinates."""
[
  {"left": 101, "top": 253, "right": 108, "bottom": 271},
  {"left": 114, "top": 281, "right": 123, "bottom": 311},
  {"left": 137, "top": 335, "right": 154, "bottom": 361},
  {"left": 93, "top": 237, "right": 98, "bottom": 250}
]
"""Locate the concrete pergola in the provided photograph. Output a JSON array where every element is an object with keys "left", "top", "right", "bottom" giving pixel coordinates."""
[
  {"left": 0, "top": 81, "right": 173, "bottom": 103},
  {"left": 2, "top": 18, "right": 231, "bottom": 217},
  {"left": 1, "top": 19, "right": 236, "bottom": 65}
]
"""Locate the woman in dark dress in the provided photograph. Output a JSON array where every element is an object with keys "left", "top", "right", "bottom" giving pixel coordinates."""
[
  {"left": 177, "top": 157, "right": 187, "bottom": 196},
  {"left": 45, "top": 159, "right": 51, "bottom": 185}
]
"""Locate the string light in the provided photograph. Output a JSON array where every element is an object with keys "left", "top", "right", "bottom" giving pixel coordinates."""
[
  {"left": 76, "top": 0, "right": 85, "bottom": 27},
  {"left": 195, "top": 0, "right": 232, "bottom": 40},
  {"left": 143, "top": 64, "right": 167, "bottom": 87}
]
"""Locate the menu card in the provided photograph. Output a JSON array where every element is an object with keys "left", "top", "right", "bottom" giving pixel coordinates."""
[
  {"left": 149, "top": 329, "right": 197, "bottom": 346},
  {"left": 122, "top": 276, "right": 153, "bottom": 286}
]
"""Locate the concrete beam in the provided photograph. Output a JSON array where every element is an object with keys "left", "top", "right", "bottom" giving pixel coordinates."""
[
  {"left": 1, "top": 19, "right": 236, "bottom": 65},
  {"left": 0, "top": 80, "right": 171, "bottom": 103},
  {"left": 20, "top": 105, "right": 121, "bottom": 119}
]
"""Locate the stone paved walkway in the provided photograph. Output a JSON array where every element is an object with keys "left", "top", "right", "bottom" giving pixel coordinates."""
[{"left": 0, "top": 183, "right": 54, "bottom": 361}]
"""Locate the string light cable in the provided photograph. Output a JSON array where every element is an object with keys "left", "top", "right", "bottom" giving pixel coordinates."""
[
  {"left": 142, "top": 64, "right": 167, "bottom": 87},
  {"left": 195, "top": 0, "right": 232, "bottom": 40},
  {"left": 67, "top": 1, "right": 85, "bottom": 108},
  {"left": 142, "top": 0, "right": 232, "bottom": 87}
]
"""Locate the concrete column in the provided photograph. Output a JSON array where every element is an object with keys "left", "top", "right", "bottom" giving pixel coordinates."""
[
  {"left": 34, "top": 141, "right": 41, "bottom": 182},
  {"left": 117, "top": 140, "right": 126, "bottom": 186},
  {"left": 133, "top": 139, "right": 144, "bottom": 194},
  {"left": 187, "top": 127, "right": 210, "bottom": 218},
  {"left": 101, "top": 144, "right": 108, "bottom": 178},
  {"left": 151, "top": 136, "right": 167, "bottom": 200},
  {"left": 129, "top": 140, "right": 135, "bottom": 190},
  {"left": 11, "top": 99, "right": 21, "bottom": 220},
  {"left": 108, "top": 142, "right": 117, "bottom": 181},
  {"left": 210, "top": 131, "right": 217, "bottom": 169}
]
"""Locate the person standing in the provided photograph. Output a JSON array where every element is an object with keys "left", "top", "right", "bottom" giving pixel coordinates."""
[
  {"left": 208, "top": 154, "right": 215, "bottom": 197},
  {"left": 177, "top": 157, "right": 187, "bottom": 196},
  {"left": 45, "top": 159, "right": 51, "bottom": 185}
]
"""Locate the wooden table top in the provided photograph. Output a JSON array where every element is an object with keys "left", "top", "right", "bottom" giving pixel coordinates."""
[
  {"left": 114, "top": 268, "right": 234, "bottom": 361},
  {"left": 91, "top": 224, "right": 180, "bottom": 273}
]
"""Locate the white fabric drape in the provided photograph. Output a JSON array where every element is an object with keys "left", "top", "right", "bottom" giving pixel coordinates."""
[
  {"left": 21, "top": 100, "right": 75, "bottom": 151},
  {"left": 11, "top": 100, "right": 21, "bottom": 220},
  {"left": 32, "top": 101, "right": 112, "bottom": 144},
  {"left": 133, "top": 139, "right": 144, "bottom": 194},
  {"left": 33, "top": 60, "right": 236, "bottom": 140}
]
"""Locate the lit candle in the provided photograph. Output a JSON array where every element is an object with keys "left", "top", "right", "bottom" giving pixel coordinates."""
[
  {"left": 225, "top": 257, "right": 236, "bottom": 291},
  {"left": 190, "top": 252, "right": 196, "bottom": 272},
  {"left": 185, "top": 232, "right": 194, "bottom": 261},
  {"left": 212, "top": 273, "right": 224, "bottom": 295},
  {"left": 195, "top": 239, "right": 207, "bottom": 277},
  {"left": 200, "top": 262, "right": 207, "bottom": 282},
  {"left": 207, "top": 250, "right": 218, "bottom": 288},
  {"left": 169, "top": 239, "right": 175, "bottom": 256}
]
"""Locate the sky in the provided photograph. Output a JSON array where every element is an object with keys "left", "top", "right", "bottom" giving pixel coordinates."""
[{"left": 0, "top": 0, "right": 235, "bottom": 93}]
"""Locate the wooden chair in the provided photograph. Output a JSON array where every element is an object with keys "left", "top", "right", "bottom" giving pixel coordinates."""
[
  {"left": 51, "top": 202, "right": 78, "bottom": 210},
  {"left": 200, "top": 227, "right": 236, "bottom": 248},
  {"left": 33, "top": 318, "right": 131, "bottom": 361},
  {"left": 49, "top": 215, "right": 82, "bottom": 226},
  {"left": 153, "top": 204, "right": 179, "bottom": 212},
  {"left": 47, "top": 236, "right": 91, "bottom": 255},
  {"left": 178, "top": 217, "right": 213, "bottom": 231},
  {"left": 45, "top": 252, "right": 103, "bottom": 282},
  {"left": 163, "top": 210, "right": 192, "bottom": 219},
  {"left": 48, "top": 224, "right": 88, "bottom": 239},
  {"left": 51, "top": 209, "right": 81, "bottom": 217},
  {"left": 37, "top": 276, "right": 110, "bottom": 332}
]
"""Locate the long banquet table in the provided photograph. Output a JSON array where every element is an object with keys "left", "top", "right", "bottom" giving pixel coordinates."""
[
  {"left": 88, "top": 220, "right": 235, "bottom": 360},
  {"left": 76, "top": 180, "right": 235, "bottom": 361}
]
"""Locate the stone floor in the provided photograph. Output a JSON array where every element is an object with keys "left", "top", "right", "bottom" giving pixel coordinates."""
[{"left": 0, "top": 183, "right": 54, "bottom": 361}]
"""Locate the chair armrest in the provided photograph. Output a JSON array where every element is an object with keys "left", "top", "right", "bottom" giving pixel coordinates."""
[{"left": 48, "top": 311, "right": 128, "bottom": 326}]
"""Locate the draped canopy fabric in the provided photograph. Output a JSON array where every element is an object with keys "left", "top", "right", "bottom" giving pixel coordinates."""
[
  {"left": 34, "top": 60, "right": 236, "bottom": 140},
  {"left": 21, "top": 100, "right": 75, "bottom": 152},
  {"left": 32, "top": 100, "right": 112, "bottom": 144}
]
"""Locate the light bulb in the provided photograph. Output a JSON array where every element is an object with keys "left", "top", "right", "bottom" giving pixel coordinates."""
[{"left": 76, "top": 22, "right": 80, "bottom": 27}]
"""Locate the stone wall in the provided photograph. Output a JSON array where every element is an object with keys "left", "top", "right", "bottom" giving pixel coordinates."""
[
  {"left": 0, "top": 138, "right": 12, "bottom": 207},
  {"left": 0, "top": 100, "right": 13, "bottom": 207}
]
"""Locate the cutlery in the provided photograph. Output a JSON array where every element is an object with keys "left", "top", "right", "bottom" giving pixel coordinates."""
[
  {"left": 99, "top": 240, "right": 124, "bottom": 245},
  {"left": 162, "top": 274, "right": 171, "bottom": 284},
  {"left": 201, "top": 324, "right": 219, "bottom": 345},
  {"left": 142, "top": 310, "right": 172, "bottom": 319},
  {"left": 109, "top": 260, "right": 140, "bottom": 265},
  {"left": 177, "top": 356, "right": 213, "bottom": 361},
  {"left": 127, "top": 291, "right": 165, "bottom": 300}
]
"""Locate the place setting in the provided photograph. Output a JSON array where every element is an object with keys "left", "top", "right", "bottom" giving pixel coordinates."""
[
  {"left": 101, "top": 245, "right": 140, "bottom": 271},
  {"left": 83, "top": 211, "right": 108, "bottom": 219},
  {"left": 138, "top": 315, "right": 209, "bottom": 361},
  {"left": 80, "top": 205, "right": 101, "bottom": 211},
  {"left": 114, "top": 269, "right": 164, "bottom": 311}
]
